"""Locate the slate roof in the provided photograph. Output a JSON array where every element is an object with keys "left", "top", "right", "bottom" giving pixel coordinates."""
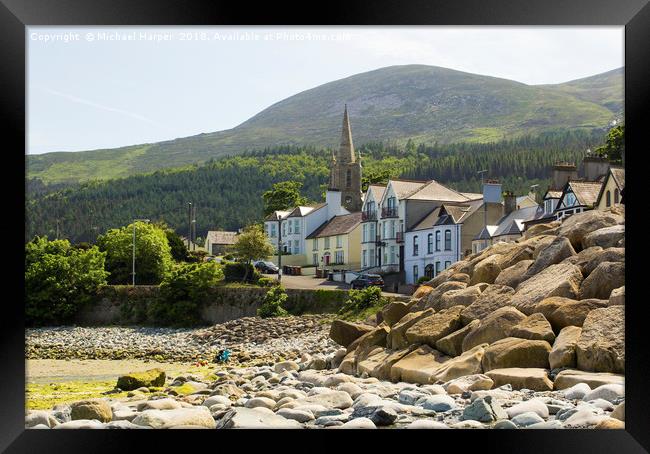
[
  {"left": 288, "top": 202, "right": 327, "bottom": 218},
  {"left": 205, "top": 230, "right": 239, "bottom": 245},
  {"left": 305, "top": 212, "right": 362, "bottom": 239},
  {"left": 434, "top": 200, "right": 483, "bottom": 226},
  {"left": 474, "top": 225, "right": 499, "bottom": 241},
  {"left": 264, "top": 210, "right": 291, "bottom": 221},
  {"left": 367, "top": 184, "right": 387, "bottom": 202},
  {"left": 611, "top": 167, "right": 625, "bottom": 189},
  {"left": 405, "top": 180, "right": 478, "bottom": 202},
  {"left": 567, "top": 180, "right": 603, "bottom": 207},
  {"left": 411, "top": 206, "right": 443, "bottom": 231},
  {"left": 389, "top": 179, "right": 428, "bottom": 199}
]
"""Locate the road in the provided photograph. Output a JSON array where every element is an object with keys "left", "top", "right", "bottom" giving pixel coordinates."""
[{"left": 262, "top": 273, "right": 406, "bottom": 298}]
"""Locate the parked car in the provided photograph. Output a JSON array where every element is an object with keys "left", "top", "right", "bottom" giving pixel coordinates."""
[
  {"left": 350, "top": 274, "right": 384, "bottom": 290},
  {"left": 254, "top": 261, "right": 279, "bottom": 274}
]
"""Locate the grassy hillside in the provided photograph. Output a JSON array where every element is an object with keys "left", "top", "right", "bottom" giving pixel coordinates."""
[
  {"left": 26, "top": 130, "right": 603, "bottom": 244},
  {"left": 27, "top": 65, "right": 621, "bottom": 185}
]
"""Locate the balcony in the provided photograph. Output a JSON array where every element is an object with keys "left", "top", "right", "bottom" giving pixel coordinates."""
[
  {"left": 381, "top": 206, "right": 399, "bottom": 218},
  {"left": 362, "top": 210, "right": 377, "bottom": 221}
]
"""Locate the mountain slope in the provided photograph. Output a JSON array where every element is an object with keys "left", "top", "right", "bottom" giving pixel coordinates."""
[{"left": 27, "top": 65, "right": 621, "bottom": 185}]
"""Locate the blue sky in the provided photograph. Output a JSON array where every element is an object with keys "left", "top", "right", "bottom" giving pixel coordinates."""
[{"left": 27, "top": 26, "right": 623, "bottom": 155}]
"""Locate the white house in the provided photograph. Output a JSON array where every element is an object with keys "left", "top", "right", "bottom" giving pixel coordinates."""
[{"left": 360, "top": 184, "right": 385, "bottom": 270}]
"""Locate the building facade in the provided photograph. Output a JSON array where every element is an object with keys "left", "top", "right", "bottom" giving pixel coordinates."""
[
  {"left": 306, "top": 213, "right": 362, "bottom": 270},
  {"left": 360, "top": 184, "right": 385, "bottom": 270},
  {"left": 596, "top": 167, "right": 625, "bottom": 211}
]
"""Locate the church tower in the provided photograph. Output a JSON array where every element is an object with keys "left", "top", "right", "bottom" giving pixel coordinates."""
[{"left": 328, "top": 105, "right": 362, "bottom": 212}]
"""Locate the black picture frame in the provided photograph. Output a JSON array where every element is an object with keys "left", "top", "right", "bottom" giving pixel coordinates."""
[{"left": 3, "top": 0, "right": 649, "bottom": 451}]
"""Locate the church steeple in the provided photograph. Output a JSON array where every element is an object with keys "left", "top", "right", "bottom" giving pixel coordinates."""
[{"left": 338, "top": 104, "right": 355, "bottom": 163}]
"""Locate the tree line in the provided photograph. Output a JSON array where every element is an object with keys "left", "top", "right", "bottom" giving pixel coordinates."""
[{"left": 26, "top": 129, "right": 604, "bottom": 244}]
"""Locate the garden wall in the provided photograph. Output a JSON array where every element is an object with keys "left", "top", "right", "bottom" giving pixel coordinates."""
[{"left": 75, "top": 285, "right": 354, "bottom": 326}]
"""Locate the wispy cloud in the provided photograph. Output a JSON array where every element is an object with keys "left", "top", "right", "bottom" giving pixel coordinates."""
[{"left": 38, "top": 86, "right": 160, "bottom": 127}]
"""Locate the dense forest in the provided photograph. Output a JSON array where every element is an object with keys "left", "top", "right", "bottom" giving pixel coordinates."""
[{"left": 26, "top": 129, "right": 603, "bottom": 244}]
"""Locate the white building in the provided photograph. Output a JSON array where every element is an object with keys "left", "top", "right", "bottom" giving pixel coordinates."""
[{"left": 360, "top": 184, "right": 385, "bottom": 270}]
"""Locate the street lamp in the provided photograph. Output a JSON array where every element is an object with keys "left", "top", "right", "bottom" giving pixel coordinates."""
[{"left": 132, "top": 219, "right": 150, "bottom": 286}]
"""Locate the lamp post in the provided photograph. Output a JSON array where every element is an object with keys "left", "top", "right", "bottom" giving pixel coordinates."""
[
  {"left": 276, "top": 218, "right": 282, "bottom": 283},
  {"left": 132, "top": 219, "right": 150, "bottom": 286}
]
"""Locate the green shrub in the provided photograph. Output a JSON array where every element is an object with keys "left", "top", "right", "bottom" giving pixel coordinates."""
[
  {"left": 257, "top": 277, "right": 278, "bottom": 287},
  {"left": 257, "top": 286, "right": 289, "bottom": 318},
  {"left": 223, "top": 254, "right": 234, "bottom": 260},
  {"left": 148, "top": 261, "right": 223, "bottom": 326},
  {"left": 25, "top": 236, "right": 109, "bottom": 326},
  {"left": 223, "top": 262, "right": 260, "bottom": 283},
  {"left": 416, "top": 276, "right": 429, "bottom": 285},
  {"left": 338, "top": 286, "right": 388, "bottom": 320}
]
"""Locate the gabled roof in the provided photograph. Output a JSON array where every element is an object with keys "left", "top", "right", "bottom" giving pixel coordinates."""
[
  {"left": 460, "top": 192, "right": 483, "bottom": 200},
  {"left": 287, "top": 202, "right": 327, "bottom": 218},
  {"left": 264, "top": 210, "right": 291, "bottom": 221},
  {"left": 595, "top": 166, "right": 625, "bottom": 207},
  {"left": 305, "top": 212, "right": 362, "bottom": 239},
  {"left": 367, "top": 184, "right": 386, "bottom": 203},
  {"left": 405, "top": 180, "right": 479, "bottom": 203},
  {"left": 205, "top": 230, "right": 239, "bottom": 245},
  {"left": 387, "top": 179, "right": 429, "bottom": 200},
  {"left": 474, "top": 225, "right": 499, "bottom": 241},
  {"left": 544, "top": 190, "right": 563, "bottom": 199},
  {"left": 434, "top": 200, "right": 483, "bottom": 226},
  {"left": 411, "top": 206, "right": 443, "bottom": 231},
  {"left": 564, "top": 180, "right": 603, "bottom": 207}
]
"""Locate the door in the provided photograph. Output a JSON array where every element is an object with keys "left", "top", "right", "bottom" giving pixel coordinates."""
[{"left": 399, "top": 245, "right": 404, "bottom": 271}]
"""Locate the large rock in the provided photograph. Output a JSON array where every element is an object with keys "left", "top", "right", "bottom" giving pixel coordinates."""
[
  {"left": 521, "top": 221, "right": 560, "bottom": 240},
  {"left": 438, "top": 285, "right": 484, "bottom": 310},
  {"left": 583, "top": 248, "right": 624, "bottom": 276},
  {"left": 494, "top": 260, "right": 533, "bottom": 289},
  {"left": 444, "top": 374, "right": 494, "bottom": 394},
  {"left": 337, "top": 350, "right": 358, "bottom": 375},
  {"left": 389, "top": 345, "right": 450, "bottom": 384},
  {"left": 470, "top": 255, "right": 503, "bottom": 285},
  {"left": 461, "top": 396, "right": 508, "bottom": 422},
  {"left": 416, "top": 281, "right": 468, "bottom": 311},
  {"left": 132, "top": 407, "right": 216, "bottom": 429},
  {"left": 510, "top": 263, "right": 583, "bottom": 315},
  {"left": 329, "top": 320, "right": 375, "bottom": 348},
  {"left": 405, "top": 306, "right": 464, "bottom": 347},
  {"left": 280, "top": 391, "right": 354, "bottom": 410},
  {"left": 387, "top": 309, "right": 434, "bottom": 350},
  {"left": 609, "top": 286, "right": 625, "bottom": 306},
  {"left": 485, "top": 368, "right": 553, "bottom": 391},
  {"left": 538, "top": 297, "right": 608, "bottom": 331},
  {"left": 582, "top": 225, "right": 625, "bottom": 249},
  {"left": 549, "top": 326, "right": 582, "bottom": 370},
  {"left": 350, "top": 325, "right": 390, "bottom": 356},
  {"left": 412, "top": 285, "right": 434, "bottom": 299},
  {"left": 553, "top": 370, "right": 625, "bottom": 390},
  {"left": 436, "top": 320, "right": 480, "bottom": 357},
  {"left": 216, "top": 407, "right": 302, "bottom": 429},
  {"left": 116, "top": 368, "right": 166, "bottom": 391},
  {"left": 430, "top": 344, "right": 487, "bottom": 383},
  {"left": 580, "top": 262, "right": 625, "bottom": 300},
  {"left": 368, "top": 346, "right": 417, "bottom": 381},
  {"left": 70, "top": 399, "right": 112, "bottom": 423},
  {"left": 381, "top": 302, "right": 409, "bottom": 327},
  {"left": 557, "top": 210, "right": 624, "bottom": 250},
  {"left": 524, "top": 236, "right": 576, "bottom": 277},
  {"left": 462, "top": 306, "right": 527, "bottom": 352},
  {"left": 505, "top": 313, "right": 555, "bottom": 343},
  {"left": 497, "top": 244, "right": 535, "bottom": 270},
  {"left": 481, "top": 337, "right": 551, "bottom": 372},
  {"left": 562, "top": 246, "right": 603, "bottom": 274},
  {"left": 459, "top": 284, "right": 516, "bottom": 324},
  {"left": 576, "top": 306, "right": 625, "bottom": 373}
]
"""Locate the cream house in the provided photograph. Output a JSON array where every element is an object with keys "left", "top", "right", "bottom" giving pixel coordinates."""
[
  {"left": 596, "top": 167, "right": 625, "bottom": 211},
  {"left": 306, "top": 212, "right": 362, "bottom": 270}
]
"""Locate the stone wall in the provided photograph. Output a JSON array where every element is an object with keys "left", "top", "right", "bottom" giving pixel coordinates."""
[{"left": 75, "top": 285, "right": 352, "bottom": 326}]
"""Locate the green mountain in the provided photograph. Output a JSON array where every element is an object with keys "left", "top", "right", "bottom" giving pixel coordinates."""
[{"left": 27, "top": 65, "right": 621, "bottom": 185}]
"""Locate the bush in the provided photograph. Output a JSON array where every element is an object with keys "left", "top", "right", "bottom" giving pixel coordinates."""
[
  {"left": 416, "top": 276, "right": 429, "bottom": 285},
  {"left": 148, "top": 261, "right": 223, "bottom": 326},
  {"left": 338, "top": 286, "right": 388, "bottom": 320},
  {"left": 25, "top": 236, "right": 109, "bottom": 325},
  {"left": 223, "top": 262, "right": 260, "bottom": 283},
  {"left": 257, "top": 286, "right": 289, "bottom": 318},
  {"left": 223, "top": 254, "right": 234, "bottom": 261},
  {"left": 257, "top": 277, "right": 279, "bottom": 287},
  {"left": 186, "top": 250, "right": 208, "bottom": 263}
]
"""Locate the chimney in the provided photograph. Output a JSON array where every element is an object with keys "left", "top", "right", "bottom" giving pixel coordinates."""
[
  {"left": 503, "top": 191, "right": 516, "bottom": 215},
  {"left": 581, "top": 156, "right": 610, "bottom": 182},
  {"left": 482, "top": 179, "right": 502, "bottom": 204},
  {"left": 551, "top": 163, "right": 578, "bottom": 190}
]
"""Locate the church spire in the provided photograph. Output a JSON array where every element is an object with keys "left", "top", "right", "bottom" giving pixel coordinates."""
[{"left": 338, "top": 104, "right": 355, "bottom": 163}]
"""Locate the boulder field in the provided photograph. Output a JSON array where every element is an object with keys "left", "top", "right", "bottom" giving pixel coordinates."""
[{"left": 329, "top": 208, "right": 625, "bottom": 394}]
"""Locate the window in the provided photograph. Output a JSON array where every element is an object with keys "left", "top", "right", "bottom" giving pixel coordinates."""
[
  {"left": 389, "top": 220, "right": 395, "bottom": 238},
  {"left": 565, "top": 192, "right": 576, "bottom": 207},
  {"left": 427, "top": 233, "right": 433, "bottom": 254},
  {"left": 435, "top": 231, "right": 441, "bottom": 251},
  {"left": 294, "top": 220, "right": 300, "bottom": 234},
  {"left": 288, "top": 221, "right": 293, "bottom": 234},
  {"left": 606, "top": 190, "right": 611, "bottom": 207},
  {"left": 312, "top": 239, "right": 318, "bottom": 251},
  {"left": 362, "top": 224, "right": 367, "bottom": 242},
  {"left": 413, "top": 265, "right": 419, "bottom": 282},
  {"left": 337, "top": 235, "right": 343, "bottom": 248},
  {"left": 435, "top": 261, "right": 441, "bottom": 275},
  {"left": 413, "top": 235, "right": 419, "bottom": 256},
  {"left": 614, "top": 188, "right": 620, "bottom": 204},
  {"left": 369, "top": 249, "right": 375, "bottom": 267},
  {"left": 383, "top": 249, "right": 388, "bottom": 265},
  {"left": 324, "top": 237, "right": 330, "bottom": 249},
  {"left": 424, "top": 264, "right": 434, "bottom": 279},
  {"left": 382, "top": 222, "right": 387, "bottom": 239},
  {"left": 369, "top": 223, "right": 376, "bottom": 241},
  {"left": 335, "top": 250, "right": 344, "bottom": 264},
  {"left": 389, "top": 246, "right": 396, "bottom": 265},
  {"left": 444, "top": 230, "right": 452, "bottom": 251},
  {"left": 445, "top": 261, "right": 451, "bottom": 269},
  {"left": 282, "top": 222, "right": 286, "bottom": 236},
  {"left": 346, "top": 169, "right": 352, "bottom": 188},
  {"left": 270, "top": 224, "right": 277, "bottom": 238},
  {"left": 312, "top": 253, "right": 318, "bottom": 265},
  {"left": 362, "top": 250, "right": 367, "bottom": 267},
  {"left": 293, "top": 240, "right": 299, "bottom": 254}
]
